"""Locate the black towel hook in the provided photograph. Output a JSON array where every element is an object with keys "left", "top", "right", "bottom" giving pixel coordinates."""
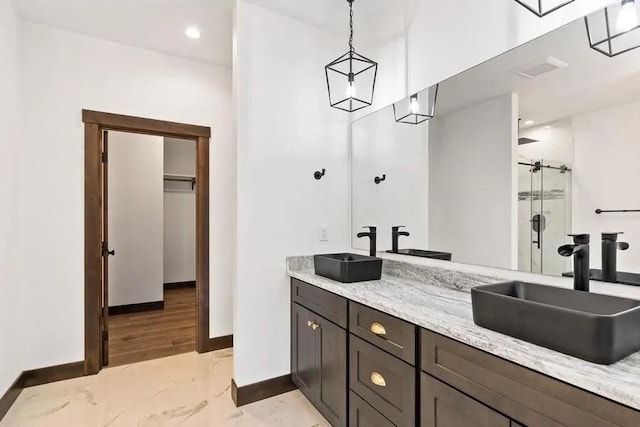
[
  {"left": 314, "top": 169, "right": 326, "bottom": 180},
  {"left": 374, "top": 174, "right": 386, "bottom": 184}
]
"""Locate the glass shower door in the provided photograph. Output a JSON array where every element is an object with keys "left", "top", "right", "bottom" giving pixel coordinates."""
[
  {"left": 539, "top": 159, "right": 572, "bottom": 276},
  {"left": 518, "top": 159, "right": 571, "bottom": 276}
]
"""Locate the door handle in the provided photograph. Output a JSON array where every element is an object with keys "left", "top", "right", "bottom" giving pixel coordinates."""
[
  {"left": 103, "top": 248, "right": 115, "bottom": 256},
  {"left": 102, "top": 242, "right": 115, "bottom": 256},
  {"left": 531, "top": 215, "right": 543, "bottom": 250}
]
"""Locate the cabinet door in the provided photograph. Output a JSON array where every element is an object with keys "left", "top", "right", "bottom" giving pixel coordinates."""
[
  {"left": 291, "top": 303, "right": 317, "bottom": 402},
  {"left": 422, "top": 374, "right": 510, "bottom": 427},
  {"left": 315, "top": 316, "right": 347, "bottom": 427},
  {"left": 350, "top": 391, "right": 396, "bottom": 427}
]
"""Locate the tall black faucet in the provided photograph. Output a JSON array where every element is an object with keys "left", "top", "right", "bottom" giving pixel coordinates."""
[
  {"left": 357, "top": 226, "right": 377, "bottom": 257},
  {"left": 558, "top": 234, "right": 591, "bottom": 292},
  {"left": 391, "top": 226, "right": 410, "bottom": 253},
  {"left": 601, "top": 232, "right": 630, "bottom": 283}
]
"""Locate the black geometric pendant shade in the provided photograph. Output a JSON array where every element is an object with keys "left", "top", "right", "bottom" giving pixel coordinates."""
[
  {"left": 514, "top": 0, "right": 575, "bottom": 17},
  {"left": 393, "top": 84, "right": 439, "bottom": 125},
  {"left": 325, "top": 51, "right": 378, "bottom": 113},
  {"left": 325, "top": 0, "right": 378, "bottom": 113},
  {"left": 585, "top": 1, "right": 640, "bottom": 57}
]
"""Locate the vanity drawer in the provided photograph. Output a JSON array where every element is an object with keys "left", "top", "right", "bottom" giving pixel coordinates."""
[
  {"left": 421, "top": 329, "right": 638, "bottom": 427},
  {"left": 349, "top": 391, "right": 396, "bottom": 427},
  {"left": 291, "top": 278, "right": 347, "bottom": 328},
  {"left": 349, "top": 301, "right": 416, "bottom": 365},
  {"left": 349, "top": 334, "right": 415, "bottom": 427}
]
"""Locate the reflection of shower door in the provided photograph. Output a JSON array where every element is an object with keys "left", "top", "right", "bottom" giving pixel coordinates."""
[{"left": 518, "top": 160, "right": 571, "bottom": 276}]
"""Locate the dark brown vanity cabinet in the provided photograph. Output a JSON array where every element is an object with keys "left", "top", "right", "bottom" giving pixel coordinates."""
[
  {"left": 291, "top": 278, "right": 640, "bottom": 427},
  {"left": 420, "top": 329, "right": 640, "bottom": 427},
  {"left": 291, "top": 280, "right": 348, "bottom": 427},
  {"left": 421, "top": 374, "right": 510, "bottom": 427},
  {"left": 348, "top": 302, "right": 417, "bottom": 426}
]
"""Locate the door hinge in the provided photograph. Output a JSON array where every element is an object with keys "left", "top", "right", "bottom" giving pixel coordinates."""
[
  {"left": 101, "top": 152, "right": 107, "bottom": 163},
  {"left": 102, "top": 330, "right": 109, "bottom": 341}
]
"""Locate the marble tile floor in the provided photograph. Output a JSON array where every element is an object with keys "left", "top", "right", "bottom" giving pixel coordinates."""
[{"left": 1, "top": 349, "right": 329, "bottom": 427}]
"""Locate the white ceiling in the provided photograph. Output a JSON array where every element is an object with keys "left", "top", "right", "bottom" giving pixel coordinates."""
[
  {"left": 12, "top": 0, "right": 235, "bottom": 67},
  {"left": 12, "top": 0, "right": 416, "bottom": 67},
  {"left": 435, "top": 14, "right": 640, "bottom": 128},
  {"left": 245, "top": 0, "right": 420, "bottom": 47}
]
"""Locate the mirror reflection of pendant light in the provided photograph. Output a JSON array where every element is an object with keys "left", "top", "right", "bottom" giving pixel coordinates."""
[
  {"left": 585, "top": 1, "right": 640, "bottom": 57},
  {"left": 393, "top": 85, "right": 439, "bottom": 125},
  {"left": 325, "top": 0, "right": 378, "bottom": 112},
  {"left": 514, "top": 0, "right": 575, "bottom": 17},
  {"left": 392, "top": 27, "right": 438, "bottom": 125},
  {"left": 617, "top": 0, "right": 638, "bottom": 32}
]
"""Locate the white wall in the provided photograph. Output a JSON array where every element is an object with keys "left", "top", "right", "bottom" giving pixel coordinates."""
[
  {"left": 108, "top": 131, "right": 164, "bottom": 307},
  {"left": 163, "top": 137, "right": 196, "bottom": 284},
  {"left": 405, "top": 0, "right": 613, "bottom": 98},
  {"left": 234, "top": 1, "right": 350, "bottom": 386},
  {"left": 351, "top": 104, "right": 429, "bottom": 251},
  {"left": 429, "top": 94, "right": 518, "bottom": 269},
  {"left": 0, "top": 0, "right": 22, "bottom": 396},
  {"left": 572, "top": 100, "right": 640, "bottom": 273},
  {"left": 18, "top": 21, "right": 234, "bottom": 369},
  {"left": 519, "top": 119, "right": 574, "bottom": 164}
]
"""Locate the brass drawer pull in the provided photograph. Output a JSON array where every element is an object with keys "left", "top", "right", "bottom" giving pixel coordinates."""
[
  {"left": 370, "top": 322, "right": 386, "bottom": 336},
  {"left": 307, "top": 320, "right": 313, "bottom": 328},
  {"left": 370, "top": 371, "right": 387, "bottom": 387}
]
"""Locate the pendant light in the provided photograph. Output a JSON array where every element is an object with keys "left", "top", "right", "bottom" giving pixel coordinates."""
[
  {"left": 325, "top": 0, "right": 378, "bottom": 112},
  {"left": 514, "top": 0, "right": 575, "bottom": 17},
  {"left": 585, "top": 1, "right": 640, "bottom": 57},
  {"left": 617, "top": 0, "right": 638, "bottom": 32},
  {"left": 392, "top": 22, "right": 438, "bottom": 125},
  {"left": 393, "top": 85, "right": 439, "bottom": 125}
]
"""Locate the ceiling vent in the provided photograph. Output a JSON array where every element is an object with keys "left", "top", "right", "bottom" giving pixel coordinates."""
[{"left": 513, "top": 56, "right": 568, "bottom": 79}]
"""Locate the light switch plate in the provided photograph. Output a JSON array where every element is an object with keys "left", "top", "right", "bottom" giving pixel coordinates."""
[{"left": 319, "top": 225, "right": 329, "bottom": 242}]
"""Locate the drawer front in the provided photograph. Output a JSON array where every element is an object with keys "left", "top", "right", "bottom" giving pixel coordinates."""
[
  {"left": 421, "top": 373, "right": 510, "bottom": 427},
  {"left": 291, "top": 278, "right": 347, "bottom": 328},
  {"left": 349, "top": 301, "right": 416, "bottom": 365},
  {"left": 350, "top": 335, "right": 415, "bottom": 427},
  {"left": 350, "top": 391, "right": 397, "bottom": 427},
  {"left": 421, "top": 329, "right": 638, "bottom": 427}
]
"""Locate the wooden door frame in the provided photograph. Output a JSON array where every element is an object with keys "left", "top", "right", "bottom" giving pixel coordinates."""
[{"left": 83, "top": 109, "right": 211, "bottom": 375}]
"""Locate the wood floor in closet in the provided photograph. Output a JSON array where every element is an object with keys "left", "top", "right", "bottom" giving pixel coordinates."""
[{"left": 107, "top": 286, "right": 196, "bottom": 367}]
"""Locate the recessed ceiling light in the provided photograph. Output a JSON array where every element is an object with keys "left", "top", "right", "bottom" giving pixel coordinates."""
[
  {"left": 185, "top": 26, "right": 201, "bottom": 40},
  {"left": 524, "top": 120, "right": 535, "bottom": 126}
]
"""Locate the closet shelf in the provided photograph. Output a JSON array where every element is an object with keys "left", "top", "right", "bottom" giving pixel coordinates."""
[{"left": 164, "top": 174, "right": 196, "bottom": 191}]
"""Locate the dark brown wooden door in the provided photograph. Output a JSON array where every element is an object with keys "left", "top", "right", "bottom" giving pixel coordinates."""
[
  {"left": 421, "top": 373, "right": 511, "bottom": 427},
  {"left": 100, "top": 130, "right": 110, "bottom": 367},
  {"left": 291, "top": 303, "right": 317, "bottom": 402},
  {"left": 315, "top": 316, "right": 347, "bottom": 427}
]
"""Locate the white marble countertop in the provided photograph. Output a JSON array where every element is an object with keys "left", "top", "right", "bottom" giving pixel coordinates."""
[{"left": 287, "top": 256, "right": 640, "bottom": 411}]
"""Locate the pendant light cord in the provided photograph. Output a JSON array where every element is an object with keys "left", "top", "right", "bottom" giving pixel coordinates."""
[{"left": 349, "top": 0, "right": 354, "bottom": 53}]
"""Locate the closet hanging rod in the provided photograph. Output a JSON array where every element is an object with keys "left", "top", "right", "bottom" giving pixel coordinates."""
[
  {"left": 164, "top": 175, "right": 196, "bottom": 190},
  {"left": 595, "top": 209, "right": 640, "bottom": 214}
]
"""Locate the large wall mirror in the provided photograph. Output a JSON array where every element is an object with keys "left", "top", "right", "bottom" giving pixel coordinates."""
[{"left": 352, "top": 2, "right": 640, "bottom": 285}]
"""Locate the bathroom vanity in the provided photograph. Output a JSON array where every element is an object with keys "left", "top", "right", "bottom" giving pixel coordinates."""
[{"left": 288, "top": 256, "right": 640, "bottom": 427}]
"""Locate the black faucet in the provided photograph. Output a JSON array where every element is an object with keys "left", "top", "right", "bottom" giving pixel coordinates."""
[
  {"left": 601, "top": 232, "right": 630, "bottom": 283},
  {"left": 391, "top": 226, "right": 410, "bottom": 253},
  {"left": 558, "top": 234, "right": 591, "bottom": 292},
  {"left": 357, "top": 226, "right": 377, "bottom": 257}
]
